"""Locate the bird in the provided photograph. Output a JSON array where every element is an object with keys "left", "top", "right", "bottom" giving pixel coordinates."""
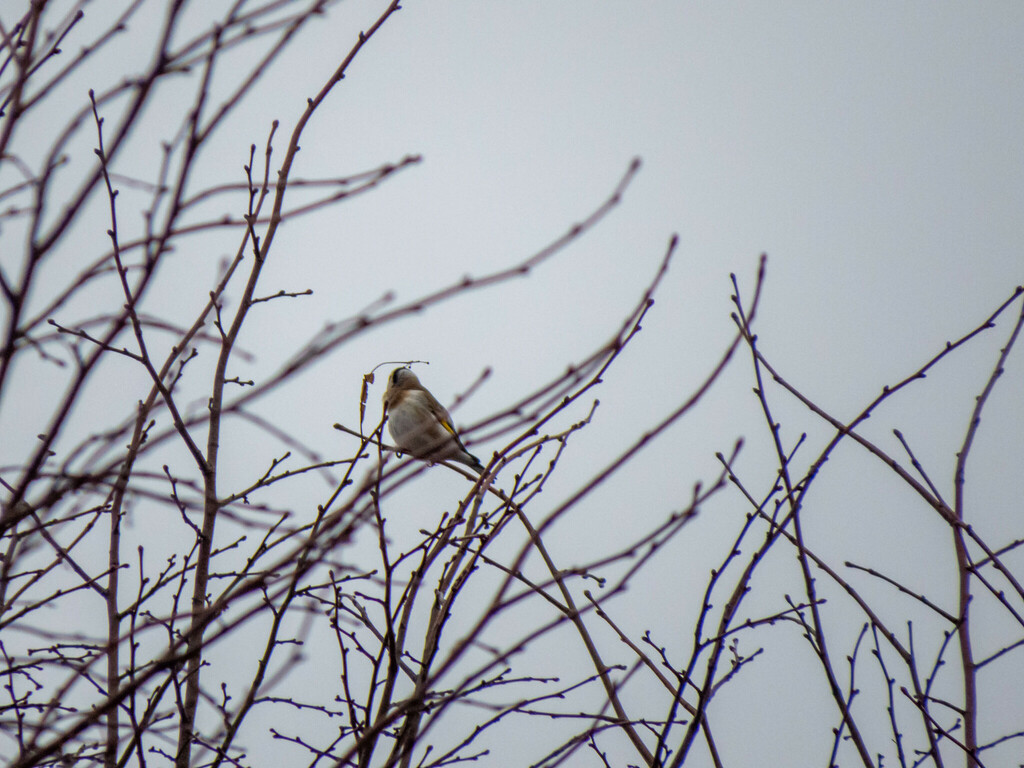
[{"left": 383, "top": 367, "right": 484, "bottom": 473}]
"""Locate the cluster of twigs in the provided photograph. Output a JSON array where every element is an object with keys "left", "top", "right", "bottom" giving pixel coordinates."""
[
  {"left": 719, "top": 280, "right": 1024, "bottom": 768},
  {"left": 2, "top": 2, "right": 1022, "bottom": 768}
]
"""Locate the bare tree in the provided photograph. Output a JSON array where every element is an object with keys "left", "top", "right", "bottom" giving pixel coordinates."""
[{"left": 2, "top": 2, "right": 1022, "bottom": 767}]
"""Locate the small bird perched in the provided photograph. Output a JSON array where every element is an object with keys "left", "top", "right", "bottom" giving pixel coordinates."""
[{"left": 383, "top": 367, "right": 484, "bottom": 473}]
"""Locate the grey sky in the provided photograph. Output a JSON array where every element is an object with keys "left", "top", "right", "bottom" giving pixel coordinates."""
[
  {"left": 269, "top": 4, "right": 1024, "bottom": 764},
  {"left": 2, "top": 2, "right": 1022, "bottom": 766}
]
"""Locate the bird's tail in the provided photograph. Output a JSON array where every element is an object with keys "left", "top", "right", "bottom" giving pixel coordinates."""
[{"left": 458, "top": 451, "right": 485, "bottom": 474}]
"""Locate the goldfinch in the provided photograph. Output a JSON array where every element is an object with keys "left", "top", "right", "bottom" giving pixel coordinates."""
[{"left": 383, "top": 367, "right": 484, "bottom": 473}]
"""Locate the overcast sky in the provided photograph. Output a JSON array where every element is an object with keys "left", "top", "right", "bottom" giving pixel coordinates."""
[
  {"left": 4, "top": 2, "right": 1023, "bottom": 766},
  {"left": 255, "top": 5, "right": 1024, "bottom": 764},
  {"left": 221, "top": 4, "right": 1024, "bottom": 763}
]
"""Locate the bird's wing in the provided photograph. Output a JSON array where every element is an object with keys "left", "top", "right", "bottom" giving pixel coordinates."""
[
  {"left": 432, "top": 406, "right": 471, "bottom": 452},
  {"left": 423, "top": 393, "right": 458, "bottom": 436}
]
